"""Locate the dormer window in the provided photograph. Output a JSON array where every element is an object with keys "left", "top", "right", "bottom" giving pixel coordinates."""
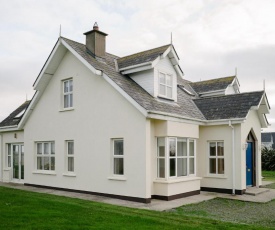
[{"left": 159, "top": 72, "right": 173, "bottom": 99}]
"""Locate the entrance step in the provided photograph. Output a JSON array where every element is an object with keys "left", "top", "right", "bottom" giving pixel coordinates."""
[{"left": 245, "top": 187, "right": 270, "bottom": 196}]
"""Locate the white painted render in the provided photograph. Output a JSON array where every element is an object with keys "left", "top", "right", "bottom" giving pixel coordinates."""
[{"left": 23, "top": 51, "right": 150, "bottom": 199}]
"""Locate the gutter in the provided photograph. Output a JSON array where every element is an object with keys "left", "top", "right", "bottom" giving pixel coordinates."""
[{"left": 229, "top": 120, "right": 235, "bottom": 195}]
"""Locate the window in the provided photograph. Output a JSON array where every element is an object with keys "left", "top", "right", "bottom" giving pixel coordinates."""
[
  {"left": 209, "top": 141, "right": 224, "bottom": 174},
  {"left": 159, "top": 72, "right": 173, "bottom": 99},
  {"left": 157, "top": 137, "right": 196, "bottom": 179},
  {"left": 63, "top": 79, "right": 73, "bottom": 108},
  {"left": 66, "top": 141, "right": 74, "bottom": 172},
  {"left": 7, "top": 144, "right": 11, "bottom": 168},
  {"left": 113, "top": 139, "right": 124, "bottom": 175},
  {"left": 36, "top": 142, "right": 55, "bottom": 171}
]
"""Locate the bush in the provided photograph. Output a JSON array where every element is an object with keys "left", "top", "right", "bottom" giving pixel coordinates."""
[{"left": 261, "top": 147, "right": 275, "bottom": 171}]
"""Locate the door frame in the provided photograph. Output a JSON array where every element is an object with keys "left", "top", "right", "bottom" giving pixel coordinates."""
[
  {"left": 11, "top": 143, "right": 24, "bottom": 183},
  {"left": 246, "top": 132, "right": 256, "bottom": 187}
]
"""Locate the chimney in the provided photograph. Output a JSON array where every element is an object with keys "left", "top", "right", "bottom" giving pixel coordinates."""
[{"left": 83, "top": 22, "right": 108, "bottom": 58}]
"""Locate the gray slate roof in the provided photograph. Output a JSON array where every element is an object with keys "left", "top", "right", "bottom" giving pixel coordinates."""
[
  {"left": 190, "top": 76, "right": 235, "bottom": 94},
  {"left": 62, "top": 37, "right": 206, "bottom": 120},
  {"left": 0, "top": 100, "right": 30, "bottom": 127},
  {"left": 193, "top": 91, "right": 264, "bottom": 120},
  {"left": 117, "top": 45, "right": 170, "bottom": 69}
]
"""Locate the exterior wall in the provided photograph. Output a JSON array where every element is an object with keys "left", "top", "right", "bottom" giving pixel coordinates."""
[
  {"left": 241, "top": 110, "right": 262, "bottom": 187},
  {"left": 154, "top": 56, "right": 178, "bottom": 101},
  {"left": 0, "top": 131, "right": 24, "bottom": 182},
  {"left": 24, "top": 51, "right": 149, "bottom": 199},
  {"left": 151, "top": 119, "right": 201, "bottom": 197},
  {"left": 130, "top": 69, "right": 154, "bottom": 96},
  {"left": 197, "top": 124, "right": 242, "bottom": 191}
]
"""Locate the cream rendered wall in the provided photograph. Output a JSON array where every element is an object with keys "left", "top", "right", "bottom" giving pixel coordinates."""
[
  {"left": 198, "top": 124, "right": 243, "bottom": 191},
  {"left": 0, "top": 131, "right": 24, "bottom": 182},
  {"left": 241, "top": 110, "right": 262, "bottom": 188},
  {"left": 154, "top": 56, "right": 178, "bottom": 101},
  {"left": 24, "top": 51, "right": 149, "bottom": 199},
  {"left": 130, "top": 70, "right": 154, "bottom": 96}
]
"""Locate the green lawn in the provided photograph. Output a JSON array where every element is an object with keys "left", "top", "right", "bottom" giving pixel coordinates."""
[
  {"left": 0, "top": 186, "right": 268, "bottom": 230},
  {"left": 262, "top": 170, "right": 275, "bottom": 181}
]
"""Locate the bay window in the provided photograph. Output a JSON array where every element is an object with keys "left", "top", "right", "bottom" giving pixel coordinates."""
[{"left": 157, "top": 137, "right": 196, "bottom": 179}]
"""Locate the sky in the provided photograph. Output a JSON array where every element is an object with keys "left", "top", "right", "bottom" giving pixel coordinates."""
[{"left": 1, "top": 0, "right": 275, "bottom": 131}]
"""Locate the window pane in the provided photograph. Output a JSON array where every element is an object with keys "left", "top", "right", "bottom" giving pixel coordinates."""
[
  {"left": 44, "top": 143, "right": 49, "bottom": 155},
  {"left": 8, "top": 144, "right": 11, "bottom": 156},
  {"left": 68, "top": 142, "right": 74, "bottom": 155},
  {"left": 177, "top": 138, "right": 187, "bottom": 156},
  {"left": 159, "top": 85, "right": 166, "bottom": 95},
  {"left": 177, "top": 158, "right": 187, "bottom": 176},
  {"left": 210, "top": 142, "right": 216, "bottom": 156},
  {"left": 51, "top": 157, "right": 55, "bottom": 170},
  {"left": 114, "top": 140, "right": 123, "bottom": 155},
  {"left": 37, "top": 143, "right": 42, "bottom": 154},
  {"left": 157, "top": 138, "right": 165, "bottom": 157},
  {"left": 69, "top": 80, "right": 73, "bottom": 92},
  {"left": 64, "top": 81, "right": 69, "bottom": 93},
  {"left": 217, "top": 142, "right": 224, "bottom": 156},
  {"left": 114, "top": 158, "right": 124, "bottom": 175},
  {"left": 209, "top": 159, "right": 216, "bottom": 173},
  {"left": 167, "top": 86, "right": 172, "bottom": 98},
  {"left": 218, "top": 159, "right": 224, "bottom": 174},
  {"left": 189, "top": 140, "right": 195, "bottom": 156},
  {"left": 64, "top": 95, "right": 69, "bottom": 108},
  {"left": 189, "top": 158, "right": 195, "bottom": 174},
  {"left": 158, "top": 159, "right": 165, "bottom": 178},
  {"left": 51, "top": 142, "right": 55, "bottom": 155},
  {"left": 44, "top": 157, "right": 50, "bottom": 170},
  {"left": 159, "top": 73, "right": 165, "bottom": 84},
  {"left": 37, "top": 157, "right": 43, "bottom": 170},
  {"left": 8, "top": 156, "right": 11, "bottom": 168},
  {"left": 69, "top": 94, "right": 73, "bottom": 107},
  {"left": 169, "top": 139, "right": 176, "bottom": 157},
  {"left": 170, "top": 158, "right": 176, "bottom": 176},
  {"left": 166, "top": 75, "right": 172, "bottom": 86},
  {"left": 68, "top": 157, "right": 74, "bottom": 172}
]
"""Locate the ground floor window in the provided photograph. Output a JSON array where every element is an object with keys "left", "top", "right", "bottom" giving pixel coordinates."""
[
  {"left": 113, "top": 139, "right": 124, "bottom": 175},
  {"left": 7, "top": 144, "right": 11, "bottom": 168},
  {"left": 66, "top": 141, "right": 74, "bottom": 172},
  {"left": 209, "top": 141, "right": 224, "bottom": 174},
  {"left": 157, "top": 137, "right": 196, "bottom": 179},
  {"left": 36, "top": 142, "right": 55, "bottom": 171}
]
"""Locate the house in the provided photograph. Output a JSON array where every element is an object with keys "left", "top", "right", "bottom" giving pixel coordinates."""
[
  {"left": 0, "top": 23, "right": 271, "bottom": 203},
  {"left": 261, "top": 132, "right": 275, "bottom": 149}
]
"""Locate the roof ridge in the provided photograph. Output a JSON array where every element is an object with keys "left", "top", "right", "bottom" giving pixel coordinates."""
[
  {"left": 117, "top": 44, "right": 170, "bottom": 61},
  {"left": 190, "top": 76, "right": 235, "bottom": 85}
]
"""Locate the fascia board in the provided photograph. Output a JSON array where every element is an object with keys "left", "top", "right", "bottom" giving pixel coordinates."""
[
  {"left": 174, "top": 65, "right": 183, "bottom": 77},
  {"left": 0, "top": 126, "right": 19, "bottom": 132},
  {"left": 119, "top": 61, "right": 152, "bottom": 71},
  {"left": 33, "top": 39, "right": 61, "bottom": 90},
  {"left": 102, "top": 73, "right": 148, "bottom": 117},
  {"left": 161, "top": 46, "right": 171, "bottom": 59},
  {"left": 61, "top": 39, "right": 102, "bottom": 76},
  {"left": 121, "top": 64, "right": 152, "bottom": 74}
]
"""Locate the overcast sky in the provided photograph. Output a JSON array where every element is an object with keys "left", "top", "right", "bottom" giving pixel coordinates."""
[{"left": 1, "top": 0, "right": 275, "bottom": 131}]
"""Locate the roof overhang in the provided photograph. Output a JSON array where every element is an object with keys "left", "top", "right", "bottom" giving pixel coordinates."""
[{"left": 199, "top": 89, "right": 225, "bottom": 97}]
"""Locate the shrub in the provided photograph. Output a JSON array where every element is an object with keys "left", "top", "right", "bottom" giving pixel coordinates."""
[{"left": 261, "top": 147, "right": 275, "bottom": 171}]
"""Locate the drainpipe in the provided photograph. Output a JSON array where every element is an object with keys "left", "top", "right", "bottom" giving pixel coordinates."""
[{"left": 229, "top": 121, "right": 235, "bottom": 195}]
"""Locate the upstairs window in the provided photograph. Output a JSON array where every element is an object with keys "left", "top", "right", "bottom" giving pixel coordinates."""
[
  {"left": 158, "top": 72, "right": 173, "bottom": 99},
  {"left": 63, "top": 79, "right": 73, "bottom": 108}
]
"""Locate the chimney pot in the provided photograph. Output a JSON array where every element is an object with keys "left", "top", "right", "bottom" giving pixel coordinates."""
[{"left": 93, "top": 22, "right": 99, "bottom": 31}]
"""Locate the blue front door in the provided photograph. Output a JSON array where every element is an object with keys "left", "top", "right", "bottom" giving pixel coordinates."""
[{"left": 246, "top": 142, "right": 253, "bottom": 186}]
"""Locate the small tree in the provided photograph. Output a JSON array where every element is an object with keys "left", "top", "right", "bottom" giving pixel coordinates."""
[{"left": 261, "top": 147, "right": 275, "bottom": 171}]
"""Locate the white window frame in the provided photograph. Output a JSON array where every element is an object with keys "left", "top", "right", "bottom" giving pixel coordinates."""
[
  {"left": 63, "top": 79, "right": 73, "bottom": 109},
  {"left": 36, "top": 142, "right": 55, "bottom": 171},
  {"left": 158, "top": 71, "right": 173, "bottom": 99},
  {"left": 66, "top": 141, "right": 74, "bottom": 173},
  {"left": 157, "top": 137, "right": 196, "bottom": 180},
  {"left": 7, "top": 144, "right": 12, "bottom": 168},
  {"left": 208, "top": 141, "right": 225, "bottom": 175},
  {"left": 112, "top": 139, "right": 124, "bottom": 176}
]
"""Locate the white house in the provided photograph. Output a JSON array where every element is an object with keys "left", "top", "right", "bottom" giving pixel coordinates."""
[{"left": 0, "top": 23, "right": 270, "bottom": 203}]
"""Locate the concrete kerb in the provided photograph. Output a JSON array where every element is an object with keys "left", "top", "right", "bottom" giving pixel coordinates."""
[{"left": 0, "top": 182, "right": 275, "bottom": 211}]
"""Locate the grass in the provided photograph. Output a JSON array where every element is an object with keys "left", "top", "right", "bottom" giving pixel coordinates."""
[
  {"left": 262, "top": 170, "right": 275, "bottom": 181},
  {"left": 0, "top": 186, "right": 268, "bottom": 230}
]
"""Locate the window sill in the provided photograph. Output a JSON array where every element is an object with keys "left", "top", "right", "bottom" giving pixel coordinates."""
[
  {"left": 204, "top": 175, "right": 227, "bottom": 179},
  {"left": 154, "top": 176, "right": 202, "bottom": 184},
  {"left": 157, "top": 96, "right": 175, "bottom": 101},
  {"left": 108, "top": 176, "right": 127, "bottom": 181},
  {"left": 3, "top": 168, "right": 11, "bottom": 171},
  {"left": 32, "top": 170, "right": 57, "bottom": 175},
  {"left": 63, "top": 173, "right": 76, "bottom": 177},
  {"left": 59, "top": 108, "right": 74, "bottom": 112}
]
